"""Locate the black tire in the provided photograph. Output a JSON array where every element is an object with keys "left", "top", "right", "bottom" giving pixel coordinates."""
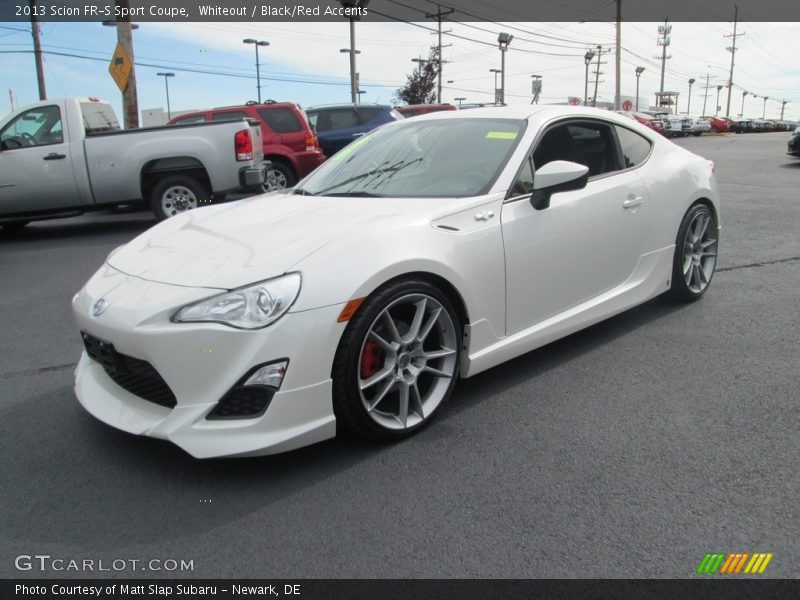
[
  {"left": 332, "top": 278, "right": 462, "bottom": 442},
  {"left": 668, "top": 203, "right": 718, "bottom": 302},
  {"left": 693, "top": 132, "right": 702, "bottom": 136},
  {"left": 0, "top": 220, "right": 29, "bottom": 232},
  {"left": 150, "top": 175, "right": 211, "bottom": 221},
  {"left": 260, "top": 161, "right": 296, "bottom": 193}
]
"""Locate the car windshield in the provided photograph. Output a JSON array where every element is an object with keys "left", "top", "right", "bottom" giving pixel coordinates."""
[{"left": 295, "top": 118, "right": 526, "bottom": 198}]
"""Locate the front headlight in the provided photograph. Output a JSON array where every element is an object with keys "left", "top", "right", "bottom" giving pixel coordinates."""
[{"left": 172, "top": 272, "right": 301, "bottom": 329}]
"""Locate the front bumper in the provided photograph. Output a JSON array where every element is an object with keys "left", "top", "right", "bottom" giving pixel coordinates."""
[{"left": 72, "top": 264, "right": 345, "bottom": 458}]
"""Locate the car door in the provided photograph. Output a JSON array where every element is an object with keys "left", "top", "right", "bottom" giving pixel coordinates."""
[
  {"left": 0, "top": 104, "right": 81, "bottom": 216},
  {"left": 501, "top": 119, "right": 652, "bottom": 335}
]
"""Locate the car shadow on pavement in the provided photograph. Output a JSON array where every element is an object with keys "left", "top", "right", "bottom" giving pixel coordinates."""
[
  {"left": 778, "top": 161, "right": 800, "bottom": 169},
  {"left": 0, "top": 214, "right": 155, "bottom": 244},
  {"left": 0, "top": 294, "right": 689, "bottom": 553}
]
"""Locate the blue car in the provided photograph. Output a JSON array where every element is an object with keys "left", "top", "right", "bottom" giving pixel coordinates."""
[{"left": 305, "top": 104, "right": 403, "bottom": 158}]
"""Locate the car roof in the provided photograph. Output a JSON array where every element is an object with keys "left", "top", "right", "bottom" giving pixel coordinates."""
[{"left": 306, "top": 103, "right": 394, "bottom": 111}]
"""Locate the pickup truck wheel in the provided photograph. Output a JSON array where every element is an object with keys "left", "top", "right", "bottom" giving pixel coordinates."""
[
  {"left": 260, "top": 162, "right": 295, "bottom": 193},
  {"left": 151, "top": 176, "right": 209, "bottom": 221}
]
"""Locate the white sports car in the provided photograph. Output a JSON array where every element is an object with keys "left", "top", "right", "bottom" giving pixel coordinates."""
[{"left": 72, "top": 106, "right": 720, "bottom": 458}]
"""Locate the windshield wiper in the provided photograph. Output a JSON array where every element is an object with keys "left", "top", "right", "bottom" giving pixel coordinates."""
[
  {"left": 324, "top": 191, "right": 386, "bottom": 197},
  {"left": 293, "top": 188, "right": 316, "bottom": 196}
]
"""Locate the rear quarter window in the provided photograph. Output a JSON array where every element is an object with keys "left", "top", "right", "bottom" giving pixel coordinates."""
[
  {"left": 171, "top": 115, "right": 207, "bottom": 125},
  {"left": 614, "top": 125, "right": 652, "bottom": 168},
  {"left": 210, "top": 111, "right": 248, "bottom": 122},
  {"left": 258, "top": 107, "right": 302, "bottom": 133}
]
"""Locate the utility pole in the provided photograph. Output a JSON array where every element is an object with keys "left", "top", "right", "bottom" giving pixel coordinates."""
[
  {"left": 614, "top": 0, "right": 622, "bottom": 110},
  {"left": 780, "top": 100, "right": 790, "bottom": 120},
  {"left": 701, "top": 72, "right": 717, "bottom": 116},
  {"left": 29, "top": 0, "right": 47, "bottom": 100},
  {"left": 425, "top": 3, "right": 453, "bottom": 104},
  {"left": 655, "top": 19, "right": 672, "bottom": 108},
  {"left": 108, "top": 0, "right": 139, "bottom": 128},
  {"left": 724, "top": 4, "right": 744, "bottom": 118}
]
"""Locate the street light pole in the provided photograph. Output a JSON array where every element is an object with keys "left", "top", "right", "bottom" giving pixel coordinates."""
[
  {"left": 497, "top": 33, "right": 513, "bottom": 105},
  {"left": 490, "top": 68, "right": 501, "bottom": 102},
  {"left": 340, "top": 0, "right": 370, "bottom": 104},
  {"left": 243, "top": 38, "right": 269, "bottom": 103},
  {"left": 762, "top": 96, "right": 768, "bottom": 119},
  {"left": 157, "top": 72, "right": 174, "bottom": 120},
  {"left": 740, "top": 90, "right": 748, "bottom": 117},
  {"left": 584, "top": 50, "right": 596, "bottom": 107},
  {"left": 687, "top": 78, "right": 695, "bottom": 115},
  {"left": 635, "top": 66, "right": 644, "bottom": 111},
  {"left": 715, "top": 85, "right": 723, "bottom": 116}
]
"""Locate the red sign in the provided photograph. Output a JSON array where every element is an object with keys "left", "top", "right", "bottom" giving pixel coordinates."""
[
  {"left": 622, "top": 99, "right": 633, "bottom": 111},
  {"left": 568, "top": 97, "right": 580, "bottom": 106}
]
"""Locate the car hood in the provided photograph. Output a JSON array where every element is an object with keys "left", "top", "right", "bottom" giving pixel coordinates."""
[{"left": 107, "top": 192, "right": 438, "bottom": 289}]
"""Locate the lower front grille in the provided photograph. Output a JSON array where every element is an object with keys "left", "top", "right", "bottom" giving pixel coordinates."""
[
  {"left": 81, "top": 332, "right": 177, "bottom": 409},
  {"left": 206, "top": 387, "right": 274, "bottom": 420}
]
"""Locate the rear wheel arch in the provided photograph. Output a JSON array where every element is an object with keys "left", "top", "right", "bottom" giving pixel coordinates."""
[{"left": 140, "top": 157, "right": 212, "bottom": 203}]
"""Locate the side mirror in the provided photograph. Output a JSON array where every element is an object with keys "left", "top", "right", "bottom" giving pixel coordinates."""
[{"left": 530, "top": 160, "right": 589, "bottom": 210}]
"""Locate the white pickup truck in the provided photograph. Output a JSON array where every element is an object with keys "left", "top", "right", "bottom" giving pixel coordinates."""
[{"left": 0, "top": 97, "right": 266, "bottom": 229}]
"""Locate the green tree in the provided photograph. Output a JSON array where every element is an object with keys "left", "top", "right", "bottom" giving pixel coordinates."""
[{"left": 394, "top": 47, "right": 440, "bottom": 105}]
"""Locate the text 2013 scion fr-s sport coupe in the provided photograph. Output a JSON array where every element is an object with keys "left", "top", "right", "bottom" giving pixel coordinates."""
[{"left": 73, "top": 106, "right": 720, "bottom": 458}]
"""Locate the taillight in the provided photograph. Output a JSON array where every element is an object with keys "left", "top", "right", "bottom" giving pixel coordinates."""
[
  {"left": 235, "top": 129, "right": 253, "bottom": 161},
  {"left": 304, "top": 132, "right": 317, "bottom": 151}
]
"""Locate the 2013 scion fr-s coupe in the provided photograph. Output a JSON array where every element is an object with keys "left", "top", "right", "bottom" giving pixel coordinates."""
[{"left": 72, "top": 106, "right": 720, "bottom": 458}]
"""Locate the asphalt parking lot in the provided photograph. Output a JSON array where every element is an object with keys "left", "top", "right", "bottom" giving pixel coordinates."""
[{"left": 1, "top": 132, "right": 798, "bottom": 579}]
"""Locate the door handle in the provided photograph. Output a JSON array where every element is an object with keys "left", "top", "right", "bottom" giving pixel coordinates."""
[
  {"left": 622, "top": 196, "right": 644, "bottom": 209},
  {"left": 43, "top": 153, "right": 66, "bottom": 160}
]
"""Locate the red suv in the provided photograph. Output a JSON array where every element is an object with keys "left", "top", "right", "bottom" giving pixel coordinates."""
[{"left": 169, "top": 101, "right": 325, "bottom": 191}]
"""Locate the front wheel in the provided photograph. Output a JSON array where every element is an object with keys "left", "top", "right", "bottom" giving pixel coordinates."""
[
  {"left": 668, "top": 204, "right": 718, "bottom": 302},
  {"left": 150, "top": 175, "right": 210, "bottom": 221},
  {"left": 332, "top": 280, "right": 461, "bottom": 441}
]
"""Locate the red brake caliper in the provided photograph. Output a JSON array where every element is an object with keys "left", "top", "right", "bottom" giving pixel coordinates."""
[{"left": 360, "top": 340, "right": 385, "bottom": 379}]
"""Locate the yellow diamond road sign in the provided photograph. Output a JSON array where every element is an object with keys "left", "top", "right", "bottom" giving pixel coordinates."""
[{"left": 108, "top": 42, "right": 132, "bottom": 92}]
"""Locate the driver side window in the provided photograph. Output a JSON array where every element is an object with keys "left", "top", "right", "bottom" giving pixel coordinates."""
[{"left": 0, "top": 105, "right": 63, "bottom": 150}]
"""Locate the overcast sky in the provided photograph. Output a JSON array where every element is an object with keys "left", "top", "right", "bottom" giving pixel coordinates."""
[{"left": 1, "top": 19, "right": 798, "bottom": 120}]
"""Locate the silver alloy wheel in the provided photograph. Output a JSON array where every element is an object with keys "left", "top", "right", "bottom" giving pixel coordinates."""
[
  {"left": 682, "top": 210, "right": 718, "bottom": 293},
  {"left": 261, "top": 168, "right": 288, "bottom": 192},
  {"left": 357, "top": 293, "right": 458, "bottom": 430},
  {"left": 161, "top": 185, "right": 198, "bottom": 217}
]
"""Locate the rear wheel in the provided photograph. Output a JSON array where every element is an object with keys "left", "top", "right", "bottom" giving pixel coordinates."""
[
  {"left": 669, "top": 204, "right": 718, "bottom": 302},
  {"left": 332, "top": 279, "right": 461, "bottom": 441},
  {"left": 260, "top": 161, "right": 296, "bottom": 193},
  {"left": 150, "top": 175, "right": 210, "bottom": 221}
]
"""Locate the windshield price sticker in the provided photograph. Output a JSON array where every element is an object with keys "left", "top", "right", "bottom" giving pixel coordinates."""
[{"left": 486, "top": 131, "right": 518, "bottom": 140}]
